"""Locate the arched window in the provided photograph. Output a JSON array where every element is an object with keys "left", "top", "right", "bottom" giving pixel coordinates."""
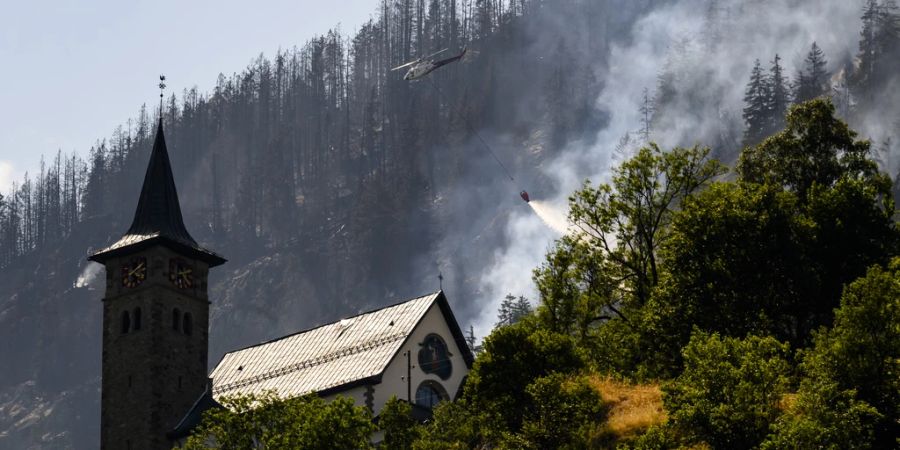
[
  {"left": 183, "top": 312, "right": 193, "bottom": 336},
  {"left": 121, "top": 311, "right": 131, "bottom": 334},
  {"left": 415, "top": 381, "right": 448, "bottom": 409},
  {"left": 132, "top": 307, "right": 142, "bottom": 331},
  {"left": 172, "top": 308, "right": 181, "bottom": 332}
]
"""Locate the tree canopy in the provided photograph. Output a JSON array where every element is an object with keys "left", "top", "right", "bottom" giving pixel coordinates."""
[{"left": 180, "top": 393, "right": 375, "bottom": 450}]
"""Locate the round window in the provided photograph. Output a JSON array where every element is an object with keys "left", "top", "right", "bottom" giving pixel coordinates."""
[{"left": 418, "top": 334, "right": 452, "bottom": 379}]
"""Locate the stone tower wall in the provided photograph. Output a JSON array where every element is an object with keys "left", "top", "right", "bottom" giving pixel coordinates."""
[{"left": 100, "top": 246, "right": 210, "bottom": 450}]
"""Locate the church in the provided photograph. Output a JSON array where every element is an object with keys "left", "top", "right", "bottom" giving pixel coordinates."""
[{"left": 89, "top": 118, "right": 473, "bottom": 449}]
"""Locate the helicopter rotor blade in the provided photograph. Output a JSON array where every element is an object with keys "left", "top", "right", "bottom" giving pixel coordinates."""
[
  {"left": 425, "top": 48, "right": 449, "bottom": 59},
  {"left": 391, "top": 59, "right": 419, "bottom": 71}
]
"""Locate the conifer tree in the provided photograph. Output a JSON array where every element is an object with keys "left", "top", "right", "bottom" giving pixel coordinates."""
[
  {"left": 639, "top": 87, "right": 653, "bottom": 144},
  {"left": 743, "top": 59, "right": 770, "bottom": 146},
  {"left": 854, "top": 0, "right": 900, "bottom": 102},
  {"left": 496, "top": 294, "right": 533, "bottom": 328},
  {"left": 877, "top": 0, "right": 900, "bottom": 74},
  {"left": 857, "top": 0, "right": 880, "bottom": 93},
  {"left": 768, "top": 54, "right": 789, "bottom": 135},
  {"left": 794, "top": 42, "right": 829, "bottom": 103}
]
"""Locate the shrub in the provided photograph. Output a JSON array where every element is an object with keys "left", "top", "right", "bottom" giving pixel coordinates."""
[
  {"left": 518, "top": 374, "right": 605, "bottom": 449},
  {"left": 463, "top": 321, "right": 584, "bottom": 432},
  {"left": 379, "top": 396, "right": 420, "bottom": 450},
  {"left": 764, "top": 259, "right": 900, "bottom": 447},
  {"left": 662, "top": 332, "right": 790, "bottom": 449}
]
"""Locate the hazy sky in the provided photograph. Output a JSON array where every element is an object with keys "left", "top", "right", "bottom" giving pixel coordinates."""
[{"left": 0, "top": 0, "right": 377, "bottom": 189}]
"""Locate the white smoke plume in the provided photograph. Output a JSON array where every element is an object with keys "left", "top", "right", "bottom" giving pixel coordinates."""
[
  {"left": 74, "top": 262, "right": 103, "bottom": 289},
  {"left": 471, "top": 0, "right": 875, "bottom": 338}
]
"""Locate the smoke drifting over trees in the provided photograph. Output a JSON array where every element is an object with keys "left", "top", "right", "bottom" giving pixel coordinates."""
[{"left": 482, "top": 0, "right": 900, "bottom": 335}]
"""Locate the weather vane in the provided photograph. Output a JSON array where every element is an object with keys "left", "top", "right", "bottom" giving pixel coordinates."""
[
  {"left": 438, "top": 272, "right": 443, "bottom": 290},
  {"left": 158, "top": 74, "right": 167, "bottom": 116}
]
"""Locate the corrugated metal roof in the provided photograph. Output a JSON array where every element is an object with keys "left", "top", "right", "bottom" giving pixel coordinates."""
[{"left": 210, "top": 292, "right": 441, "bottom": 400}]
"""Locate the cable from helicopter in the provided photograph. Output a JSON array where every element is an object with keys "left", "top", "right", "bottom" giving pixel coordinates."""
[{"left": 393, "top": 46, "right": 531, "bottom": 204}]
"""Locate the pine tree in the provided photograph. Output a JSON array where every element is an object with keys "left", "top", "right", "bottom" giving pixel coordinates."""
[
  {"left": 875, "top": 136, "right": 894, "bottom": 174},
  {"left": 743, "top": 59, "right": 770, "bottom": 146},
  {"left": 857, "top": 0, "right": 880, "bottom": 90},
  {"left": 639, "top": 87, "right": 653, "bottom": 143},
  {"left": 794, "top": 42, "right": 829, "bottom": 103},
  {"left": 768, "top": 54, "right": 789, "bottom": 135},
  {"left": 496, "top": 294, "right": 533, "bottom": 327},
  {"left": 465, "top": 325, "right": 482, "bottom": 354},
  {"left": 877, "top": 0, "right": 900, "bottom": 74},
  {"left": 854, "top": 0, "right": 900, "bottom": 102}
]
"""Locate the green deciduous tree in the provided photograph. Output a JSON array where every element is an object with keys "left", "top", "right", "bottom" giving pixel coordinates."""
[
  {"left": 379, "top": 397, "right": 421, "bottom": 450},
  {"left": 662, "top": 332, "right": 791, "bottom": 450},
  {"left": 533, "top": 234, "right": 614, "bottom": 338},
  {"left": 792, "top": 259, "right": 900, "bottom": 445},
  {"left": 654, "top": 181, "right": 810, "bottom": 343},
  {"left": 762, "top": 378, "right": 881, "bottom": 450},
  {"left": 412, "top": 400, "right": 486, "bottom": 450},
  {"left": 531, "top": 144, "right": 723, "bottom": 375},
  {"left": 463, "top": 322, "right": 584, "bottom": 433},
  {"left": 180, "top": 392, "right": 375, "bottom": 450},
  {"left": 515, "top": 374, "right": 604, "bottom": 449},
  {"left": 739, "top": 98, "right": 882, "bottom": 199},
  {"left": 566, "top": 144, "right": 725, "bottom": 310},
  {"left": 658, "top": 102, "right": 897, "bottom": 349}
]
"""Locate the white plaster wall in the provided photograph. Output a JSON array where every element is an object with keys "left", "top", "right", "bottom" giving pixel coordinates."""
[
  {"left": 370, "top": 302, "right": 469, "bottom": 414},
  {"left": 322, "top": 385, "right": 368, "bottom": 409}
]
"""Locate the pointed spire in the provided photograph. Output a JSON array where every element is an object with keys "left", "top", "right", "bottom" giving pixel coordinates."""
[
  {"left": 90, "top": 118, "right": 224, "bottom": 266},
  {"left": 126, "top": 119, "right": 195, "bottom": 244}
]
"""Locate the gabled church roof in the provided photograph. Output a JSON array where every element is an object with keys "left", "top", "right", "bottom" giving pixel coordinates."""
[
  {"left": 89, "top": 120, "right": 225, "bottom": 266},
  {"left": 209, "top": 291, "right": 474, "bottom": 400}
]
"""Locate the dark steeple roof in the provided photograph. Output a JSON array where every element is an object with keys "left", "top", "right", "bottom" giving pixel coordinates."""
[{"left": 90, "top": 120, "right": 225, "bottom": 266}]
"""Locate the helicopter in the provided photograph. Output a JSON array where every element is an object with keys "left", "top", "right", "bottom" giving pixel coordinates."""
[{"left": 392, "top": 47, "right": 467, "bottom": 80}]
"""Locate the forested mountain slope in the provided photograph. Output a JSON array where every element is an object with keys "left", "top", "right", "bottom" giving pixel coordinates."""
[
  {"left": 2, "top": 0, "right": 900, "bottom": 447},
  {"left": 0, "top": 1, "right": 656, "bottom": 447}
]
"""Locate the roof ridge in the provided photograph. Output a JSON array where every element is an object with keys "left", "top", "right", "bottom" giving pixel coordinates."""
[
  {"left": 220, "top": 291, "right": 441, "bottom": 355},
  {"left": 214, "top": 330, "right": 409, "bottom": 395}
]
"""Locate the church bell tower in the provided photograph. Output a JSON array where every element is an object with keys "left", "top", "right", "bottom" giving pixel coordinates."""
[{"left": 90, "top": 118, "right": 225, "bottom": 450}]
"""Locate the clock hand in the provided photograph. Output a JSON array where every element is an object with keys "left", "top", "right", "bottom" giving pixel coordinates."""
[{"left": 128, "top": 262, "right": 145, "bottom": 277}]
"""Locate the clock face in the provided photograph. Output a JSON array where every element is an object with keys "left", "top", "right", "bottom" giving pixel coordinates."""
[
  {"left": 169, "top": 258, "right": 194, "bottom": 289},
  {"left": 121, "top": 257, "right": 147, "bottom": 288}
]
